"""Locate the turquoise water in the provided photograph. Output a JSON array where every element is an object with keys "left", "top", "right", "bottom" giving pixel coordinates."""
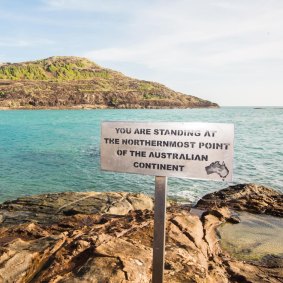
[{"left": 0, "top": 108, "right": 282, "bottom": 203}]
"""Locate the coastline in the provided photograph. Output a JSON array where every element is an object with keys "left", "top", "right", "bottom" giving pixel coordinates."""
[
  {"left": 0, "top": 104, "right": 220, "bottom": 111},
  {"left": 2, "top": 105, "right": 282, "bottom": 111},
  {"left": 0, "top": 183, "right": 282, "bottom": 282}
]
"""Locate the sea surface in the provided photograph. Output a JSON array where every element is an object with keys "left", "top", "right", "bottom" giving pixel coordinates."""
[
  {"left": 0, "top": 107, "right": 282, "bottom": 203},
  {"left": 219, "top": 212, "right": 283, "bottom": 261}
]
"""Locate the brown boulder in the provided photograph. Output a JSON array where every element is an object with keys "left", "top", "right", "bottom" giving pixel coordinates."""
[{"left": 196, "top": 183, "right": 283, "bottom": 217}]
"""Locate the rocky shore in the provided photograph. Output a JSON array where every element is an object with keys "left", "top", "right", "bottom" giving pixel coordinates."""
[{"left": 0, "top": 184, "right": 282, "bottom": 282}]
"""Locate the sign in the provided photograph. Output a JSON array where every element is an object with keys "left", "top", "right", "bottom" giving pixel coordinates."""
[
  {"left": 100, "top": 121, "right": 234, "bottom": 283},
  {"left": 101, "top": 122, "right": 234, "bottom": 181}
]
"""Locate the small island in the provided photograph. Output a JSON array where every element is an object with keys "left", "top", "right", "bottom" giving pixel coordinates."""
[{"left": 0, "top": 56, "right": 218, "bottom": 110}]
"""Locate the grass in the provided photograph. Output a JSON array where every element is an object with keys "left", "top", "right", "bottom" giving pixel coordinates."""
[
  {"left": 0, "top": 91, "right": 6, "bottom": 97},
  {"left": 138, "top": 82, "right": 154, "bottom": 92},
  {"left": 0, "top": 58, "right": 110, "bottom": 81},
  {"left": 143, "top": 93, "right": 160, "bottom": 100}
]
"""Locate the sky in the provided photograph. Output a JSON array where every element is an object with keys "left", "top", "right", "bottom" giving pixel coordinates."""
[{"left": 0, "top": 0, "right": 283, "bottom": 106}]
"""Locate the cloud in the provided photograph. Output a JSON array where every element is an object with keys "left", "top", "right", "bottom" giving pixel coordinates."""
[
  {"left": 0, "top": 38, "right": 55, "bottom": 48},
  {"left": 81, "top": 0, "right": 283, "bottom": 106},
  {"left": 42, "top": 0, "right": 144, "bottom": 12},
  {"left": 0, "top": 54, "right": 7, "bottom": 62},
  {"left": 201, "top": 40, "right": 283, "bottom": 66},
  {"left": 84, "top": 0, "right": 283, "bottom": 72}
]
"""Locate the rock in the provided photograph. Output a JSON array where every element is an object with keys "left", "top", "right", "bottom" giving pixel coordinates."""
[
  {"left": 0, "top": 191, "right": 154, "bottom": 226},
  {"left": 0, "top": 235, "right": 66, "bottom": 282},
  {"left": 258, "top": 255, "right": 283, "bottom": 268},
  {"left": 225, "top": 260, "right": 283, "bottom": 283},
  {"left": 0, "top": 186, "right": 282, "bottom": 282},
  {"left": 196, "top": 183, "right": 283, "bottom": 217}
]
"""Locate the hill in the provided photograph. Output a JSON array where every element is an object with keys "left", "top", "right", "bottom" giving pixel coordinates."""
[{"left": 0, "top": 56, "right": 218, "bottom": 109}]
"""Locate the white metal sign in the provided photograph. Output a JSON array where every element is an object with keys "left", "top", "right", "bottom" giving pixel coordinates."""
[{"left": 101, "top": 122, "right": 234, "bottom": 181}]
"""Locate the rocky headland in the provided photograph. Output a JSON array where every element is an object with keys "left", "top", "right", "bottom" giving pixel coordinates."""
[
  {"left": 0, "top": 184, "right": 282, "bottom": 282},
  {"left": 0, "top": 56, "right": 218, "bottom": 110}
]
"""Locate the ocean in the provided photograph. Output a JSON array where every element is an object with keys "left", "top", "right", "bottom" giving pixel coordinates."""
[{"left": 0, "top": 107, "right": 282, "bottom": 203}]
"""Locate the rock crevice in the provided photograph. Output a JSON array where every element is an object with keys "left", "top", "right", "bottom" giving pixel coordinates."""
[{"left": 0, "top": 184, "right": 282, "bottom": 282}]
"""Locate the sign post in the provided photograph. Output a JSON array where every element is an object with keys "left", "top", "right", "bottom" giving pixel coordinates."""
[
  {"left": 100, "top": 121, "right": 234, "bottom": 282},
  {"left": 152, "top": 176, "right": 167, "bottom": 283}
]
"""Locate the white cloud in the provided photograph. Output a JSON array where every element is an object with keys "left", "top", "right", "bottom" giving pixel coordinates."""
[
  {"left": 0, "top": 54, "right": 7, "bottom": 63},
  {"left": 42, "top": 0, "right": 143, "bottom": 12},
  {"left": 84, "top": 0, "right": 283, "bottom": 68},
  {"left": 201, "top": 40, "right": 283, "bottom": 66},
  {"left": 82, "top": 0, "right": 283, "bottom": 106},
  {"left": 0, "top": 38, "right": 55, "bottom": 47}
]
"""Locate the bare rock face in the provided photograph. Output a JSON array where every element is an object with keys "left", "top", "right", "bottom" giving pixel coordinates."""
[
  {"left": 0, "top": 191, "right": 154, "bottom": 226},
  {"left": 0, "top": 234, "right": 66, "bottom": 282},
  {"left": 0, "top": 185, "right": 282, "bottom": 282},
  {"left": 196, "top": 183, "right": 283, "bottom": 217}
]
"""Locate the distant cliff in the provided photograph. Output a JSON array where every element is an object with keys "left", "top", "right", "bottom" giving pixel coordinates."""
[{"left": 0, "top": 56, "right": 218, "bottom": 109}]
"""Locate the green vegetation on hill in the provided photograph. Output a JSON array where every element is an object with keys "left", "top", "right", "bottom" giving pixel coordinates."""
[
  {"left": 0, "top": 56, "right": 218, "bottom": 109},
  {"left": 0, "top": 57, "right": 109, "bottom": 81}
]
